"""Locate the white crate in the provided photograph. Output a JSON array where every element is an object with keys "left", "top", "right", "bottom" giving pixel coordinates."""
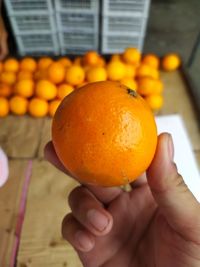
[
  {"left": 59, "top": 32, "right": 98, "bottom": 55},
  {"left": 16, "top": 33, "right": 59, "bottom": 56},
  {"left": 9, "top": 14, "right": 56, "bottom": 35},
  {"left": 103, "top": 0, "right": 150, "bottom": 17},
  {"left": 56, "top": 12, "right": 98, "bottom": 33},
  {"left": 55, "top": 0, "right": 98, "bottom": 13},
  {"left": 102, "top": 34, "right": 144, "bottom": 54},
  {"left": 4, "top": 0, "right": 53, "bottom": 15}
]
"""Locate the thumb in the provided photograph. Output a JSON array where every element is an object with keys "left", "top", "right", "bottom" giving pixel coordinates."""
[{"left": 147, "top": 133, "right": 200, "bottom": 239}]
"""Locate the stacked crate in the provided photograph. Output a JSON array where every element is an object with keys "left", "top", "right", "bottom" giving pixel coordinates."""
[
  {"left": 4, "top": 0, "right": 59, "bottom": 56},
  {"left": 101, "top": 0, "right": 151, "bottom": 54},
  {"left": 55, "top": 0, "right": 99, "bottom": 55}
]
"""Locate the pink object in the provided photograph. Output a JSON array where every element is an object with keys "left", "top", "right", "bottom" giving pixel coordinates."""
[{"left": 0, "top": 148, "right": 9, "bottom": 187}]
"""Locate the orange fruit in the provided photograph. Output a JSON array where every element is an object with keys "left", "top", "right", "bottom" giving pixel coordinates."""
[
  {"left": 120, "top": 78, "right": 137, "bottom": 91},
  {"left": 125, "top": 64, "right": 136, "bottom": 78},
  {"left": 122, "top": 47, "right": 141, "bottom": 65},
  {"left": 49, "top": 99, "right": 61, "bottom": 117},
  {"left": 0, "top": 62, "right": 3, "bottom": 72},
  {"left": 34, "top": 69, "right": 47, "bottom": 81},
  {"left": 4, "top": 58, "right": 19, "bottom": 72},
  {"left": 136, "top": 64, "right": 152, "bottom": 78},
  {"left": 15, "top": 79, "right": 34, "bottom": 98},
  {"left": 57, "top": 84, "right": 74, "bottom": 100},
  {"left": 37, "top": 57, "right": 53, "bottom": 70},
  {"left": 52, "top": 81, "right": 157, "bottom": 186},
  {"left": 86, "top": 67, "right": 107, "bottom": 82},
  {"left": 47, "top": 62, "right": 65, "bottom": 84},
  {"left": 0, "top": 71, "right": 16, "bottom": 85},
  {"left": 28, "top": 97, "right": 48, "bottom": 117},
  {"left": 145, "top": 94, "right": 163, "bottom": 110},
  {"left": 20, "top": 57, "right": 37, "bottom": 72},
  {"left": 73, "top": 57, "right": 83, "bottom": 66},
  {"left": 57, "top": 57, "right": 72, "bottom": 68},
  {"left": 162, "top": 53, "right": 181, "bottom": 71},
  {"left": 9, "top": 95, "right": 28, "bottom": 115},
  {"left": 0, "top": 84, "right": 12, "bottom": 97},
  {"left": 65, "top": 65, "right": 85, "bottom": 86},
  {"left": 149, "top": 68, "right": 160, "bottom": 79},
  {"left": 97, "top": 57, "right": 106, "bottom": 67},
  {"left": 83, "top": 51, "right": 99, "bottom": 66},
  {"left": 107, "top": 61, "right": 126, "bottom": 81},
  {"left": 35, "top": 80, "right": 57, "bottom": 100},
  {"left": 0, "top": 97, "right": 9, "bottom": 117},
  {"left": 142, "top": 54, "right": 160, "bottom": 69},
  {"left": 110, "top": 54, "right": 121, "bottom": 62},
  {"left": 17, "top": 70, "right": 33, "bottom": 81}
]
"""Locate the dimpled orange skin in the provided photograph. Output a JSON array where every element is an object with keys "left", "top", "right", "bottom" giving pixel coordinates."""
[{"left": 52, "top": 81, "right": 157, "bottom": 187}]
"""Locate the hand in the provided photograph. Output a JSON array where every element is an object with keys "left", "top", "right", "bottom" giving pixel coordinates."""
[
  {"left": 45, "top": 133, "right": 200, "bottom": 267},
  {"left": 0, "top": 16, "right": 8, "bottom": 60}
]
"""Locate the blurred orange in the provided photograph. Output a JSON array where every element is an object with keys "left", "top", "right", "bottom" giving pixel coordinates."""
[
  {"left": 35, "top": 80, "right": 57, "bottom": 100},
  {"left": 37, "top": 57, "right": 53, "bottom": 70},
  {"left": 0, "top": 71, "right": 16, "bottom": 85},
  {"left": 57, "top": 84, "right": 74, "bottom": 100},
  {"left": 65, "top": 65, "right": 85, "bottom": 86},
  {"left": 86, "top": 66, "right": 107, "bottom": 82},
  {"left": 107, "top": 61, "right": 126, "bottom": 81},
  {"left": 145, "top": 94, "right": 163, "bottom": 110},
  {"left": 0, "top": 62, "right": 3, "bottom": 72},
  {"left": 122, "top": 48, "right": 141, "bottom": 65},
  {"left": 17, "top": 70, "right": 33, "bottom": 81},
  {"left": 0, "top": 84, "right": 12, "bottom": 97},
  {"left": 136, "top": 64, "right": 152, "bottom": 78},
  {"left": 110, "top": 54, "right": 121, "bottom": 62},
  {"left": 0, "top": 97, "right": 9, "bottom": 117},
  {"left": 28, "top": 97, "right": 48, "bottom": 117},
  {"left": 9, "top": 95, "right": 28, "bottom": 115},
  {"left": 83, "top": 51, "right": 99, "bottom": 66},
  {"left": 142, "top": 54, "right": 160, "bottom": 69},
  {"left": 15, "top": 79, "right": 34, "bottom": 98},
  {"left": 47, "top": 62, "right": 65, "bottom": 84},
  {"left": 162, "top": 53, "right": 181, "bottom": 71},
  {"left": 49, "top": 99, "right": 61, "bottom": 117},
  {"left": 57, "top": 57, "right": 72, "bottom": 68},
  {"left": 20, "top": 57, "right": 37, "bottom": 72},
  {"left": 73, "top": 57, "right": 83, "bottom": 66},
  {"left": 34, "top": 69, "right": 47, "bottom": 81},
  {"left": 120, "top": 77, "right": 137, "bottom": 91},
  {"left": 125, "top": 64, "right": 136, "bottom": 78},
  {"left": 97, "top": 57, "right": 106, "bottom": 67},
  {"left": 4, "top": 58, "right": 19, "bottom": 72}
]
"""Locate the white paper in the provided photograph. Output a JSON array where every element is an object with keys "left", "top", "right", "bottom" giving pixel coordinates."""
[{"left": 156, "top": 114, "right": 200, "bottom": 202}]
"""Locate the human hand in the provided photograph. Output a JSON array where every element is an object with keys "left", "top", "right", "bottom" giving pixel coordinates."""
[
  {"left": 0, "top": 16, "right": 8, "bottom": 60},
  {"left": 44, "top": 133, "right": 200, "bottom": 267}
]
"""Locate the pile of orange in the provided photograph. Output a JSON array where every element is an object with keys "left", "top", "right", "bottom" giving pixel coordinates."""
[{"left": 0, "top": 50, "right": 181, "bottom": 118}]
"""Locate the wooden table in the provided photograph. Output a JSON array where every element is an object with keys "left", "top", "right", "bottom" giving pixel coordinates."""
[{"left": 0, "top": 71, "right": 199, "bottom": 267}]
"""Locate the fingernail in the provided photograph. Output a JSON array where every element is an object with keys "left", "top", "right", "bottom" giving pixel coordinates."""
[
  {"left": 75, "top": 231, "right": 94, "bottom": 252},
  {"left": 167, "top": 134, "right": 174, "bottom": 161},
  {"left": 87, "top": 209, "right": 109, "bottom": 232}
]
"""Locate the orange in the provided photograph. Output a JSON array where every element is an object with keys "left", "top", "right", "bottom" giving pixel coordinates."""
[
  {"left": 65, "top": 65, "right": 85, "bottom": 86},
  {"left": 49, "top": 99, "right": 61, "bottom": 117},
  {"left": 0, "top": 84, "right": 12, "bottom": 97},
  {"left": 37, "top": 57, "right": 53, "bottom": 70},
  {"left": 97, "top": 57, "right": 106, "bottom": 67},
  {"left": 35, "top": 80, "right": 57, "bottom": 100},
  {"left": 15, "top": 79, "right": 34, "bottom": 98},
  {"left": 120, "top": 78, "right": 137, "bottom": 91},
  {"left": 136, "top": 64, "right": 152, "bottom": 78},
  {"left": 20, "top": 57, "right": 37, "bottom": 72},
  {"left": 0, "top": 97, "right": 9, "bottom": 117},
  {"left": 9, "top": 95, "right": 28, "bottom": 115},
  {"left": 34, "top": 69, "right": 47, "bottom": 81},
  {"left": 17, "top": 70, "right": 33, "bottom": 81},
  {"left": 86, "top": 67, "right": 107, "bottom": 82},
  {"left": 107, "top": 61, "right": 126, "bottom": 81},
  {"left": 0, "top": 71, "right": 16, "bottom": 85},
  {"left": 110, "top": 54, "right": 121, "bottom": 62},
  {"left": 142, "top": 54, "right": 160, "bottom": 69},
  {"left": 28, "top": 97, "right": 48, "bottom": 117},
  {"left": 122, "top": 47, "right": 141, "bottom": 65},
  {"left": 83, "top": 51, "right": 99, "bottom": 66},
  {"left": 125, "top": 64, "right": 136, "bottom": 78},
  {"left": 47, "top": 62, "right": 65, "bottom": 84},
  {"left": 0, "top": 62, "right": 3, "bottom": 72},
  {"left": 52, "top": 81, "right": 157, "bottom": 187},
  {"left": 145, "top": 94, "right": 163, "bottom": 110},
  {"left": 73, "top": 57, "right": 83, "bottom": 66},
  {"left": 57, "top": 57, "right": 72, "bottom": 68},
  {"left": 162, "top": 53, "right": 181, "bottom": 71},
  {"left": 57, "top": 84, "right": 74, "bottom": 100},
  {"left": 149, "top": 68, "right": 160, "bottom": 79},
  {"left": 4, "top": 58, "right": 19, "bottom": 72},
  {"left": 137, "top": 77, "right": 164, "bottom": 96}
]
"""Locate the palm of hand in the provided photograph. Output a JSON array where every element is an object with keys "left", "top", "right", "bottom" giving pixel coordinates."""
[{"left": 77, "top": 184, "right": 198, "bottom": 267}]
